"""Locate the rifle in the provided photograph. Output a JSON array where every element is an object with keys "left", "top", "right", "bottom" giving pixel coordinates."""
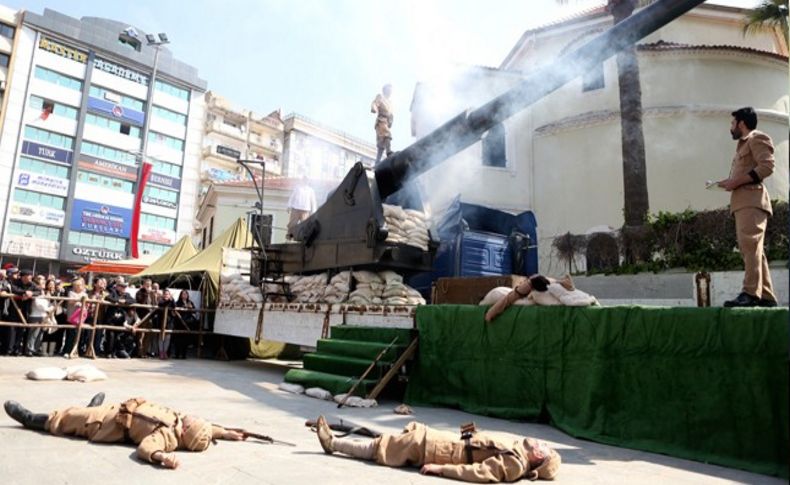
[
  {"left": 304, "top": 418, "right": 381, "bottom": 438},
  {"left": 337, "top": 336, "right": 399, "bottom": 409},
  {"left": 219, "top": 426, "right": 296, "bottom": 446}
]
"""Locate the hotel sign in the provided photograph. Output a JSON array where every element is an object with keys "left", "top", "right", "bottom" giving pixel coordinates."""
[
  {"left": 71, "top": 199, "right": 132, "bottom": 238},
  {"left": 216, "top": 145, "right": 241, "bottom": 159},
  {"left": 94, "top": 58, "right": 149, "bottom": 86},
  {"left": 87, "top": 96, "right": 145, "bottom": 126},
  {"left": 38, "top": 37, "right": 87, "bottom": 64}
]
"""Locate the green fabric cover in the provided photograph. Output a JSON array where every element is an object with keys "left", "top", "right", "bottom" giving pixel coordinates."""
[
  {"left": 303, "top": 353, "right": 388, "bottom": 379},
  {"left": 405, "top": 304, "right": 789, "bottom": 478},
  {"left": 284, "top": 368, "right": 376, "bottom": 395},
  {"left": 317, "top": 339, "right": 405, "bottom": 361},
  {"left": 330, "top": 326, "right": 413, "bottom": 345}
]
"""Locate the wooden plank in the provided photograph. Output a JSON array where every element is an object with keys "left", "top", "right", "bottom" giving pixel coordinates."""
[{"left": 366, "top": 337, "right": 418, "bottom": 400}]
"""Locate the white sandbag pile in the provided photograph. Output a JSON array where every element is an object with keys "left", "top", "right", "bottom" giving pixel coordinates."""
[
  {"left": 290, "top": 273, "right": 329, "bottom": 303},
  {"left": 379, "top": 271, "right": 426, "bottom": 306},
  {"left": 382, "top": 204, "right": 430, "bottom": 251},
  {"left": 322, "top": 271, "right": 351, "bottom": 304},
  {"left": 26, "top": 364, "right": 107, "bottom": 382},
  {"left": 348, "top": 271, "right": 385, "bottom": 305},
  {"left": 220, "top": 272, "right": 264, "bottom": 305}
]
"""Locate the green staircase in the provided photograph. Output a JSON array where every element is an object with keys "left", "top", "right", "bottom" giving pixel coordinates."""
[{"left": 284, "top": 326, "right": 415, "bottom": 397}]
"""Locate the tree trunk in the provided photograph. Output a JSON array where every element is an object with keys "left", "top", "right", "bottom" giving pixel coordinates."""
[{"left": 611, "top": 0, "right": 650, "bottom": 262}]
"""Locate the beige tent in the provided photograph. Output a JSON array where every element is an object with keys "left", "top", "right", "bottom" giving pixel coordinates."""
[
  {"left": 134, "top": 236, "right": 199, "bottom": 278},
  {"left": 134, "top": 218, "right": 255, "bottom": 306}
]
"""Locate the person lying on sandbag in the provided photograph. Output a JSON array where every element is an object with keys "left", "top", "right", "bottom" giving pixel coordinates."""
[{"left": 484, "top": 274, "right": 596, "bottom": 323}]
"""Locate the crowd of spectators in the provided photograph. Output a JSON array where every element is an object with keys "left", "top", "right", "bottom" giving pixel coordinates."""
[{"left": 0, "top": 263, "right": 200, "bottom": 360}]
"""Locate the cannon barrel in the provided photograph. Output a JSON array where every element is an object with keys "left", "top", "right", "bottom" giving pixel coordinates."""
[{"left": 374, "top": 0, "right": 706, "bottom": 199}]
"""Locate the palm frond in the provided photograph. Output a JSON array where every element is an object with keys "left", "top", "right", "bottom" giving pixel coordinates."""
[{"left": 743, "top": 0, "right": 789, "bottom": 38}]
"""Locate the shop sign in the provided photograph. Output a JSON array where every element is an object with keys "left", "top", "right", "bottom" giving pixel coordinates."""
[
  {"left": 70, "top": 200, "right": 132, "bottom": 238},
  {"left": 2, "top": 235, "right": 59, "bottom": 259},
  {"left": 38, "top": 37, "right": 87, "bottom": 63},
  {"left": 21, "top": 141, "right": 73, "bottom": 165},
  {"left": 9, "top": 202, "right": 65, "bottom": 226},
  {"left": 15, "top": 170, "right": 69, "bottom": 197},
  {"left": 94, "top": 58, "right": 149, "bottom": 86}
]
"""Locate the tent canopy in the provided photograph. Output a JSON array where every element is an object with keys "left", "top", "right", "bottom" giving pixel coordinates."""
[
  {"left": 135, "top": 235, "right": 198, "bottom": 278},
  {"left": 133, "top": 218, "right": 255, "bottom": 306}
]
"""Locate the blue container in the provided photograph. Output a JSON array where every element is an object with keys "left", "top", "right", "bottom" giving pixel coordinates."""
[{"left": 408, "top": 197, "right": 538, "bottom": 300}]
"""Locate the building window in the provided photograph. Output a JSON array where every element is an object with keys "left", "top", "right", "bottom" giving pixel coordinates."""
[
  {"left": 0, "top": 23, "right": 15, "bottom": 40},
  {"left": 24, "top": 126, "right": 74, "bottom": 150},
  {"left": 482, "top": 123, "right": 507, "bottom": 168},
  {"left": 143, "top": 185, "right": 178, "bottom": 205},
  {"left": 88, "top": 85, "right": 144, "bottom": 112},
  {"left": 18, "top": 156, "right": 69, "bottom": 178},
  {"left": 8, "top": 221, "right": 60, "bottom": 241},
  {"left": 583, "top": 63, "right": 605, "bottom": 92},
  {"left": 150, "top": 159, "right": 181, "bottom": 178},
  {"left": 154, "top": 79, "right": 189, "bottom": 101},
  {"left": 148, "top": 131, "right": 184, "bottom": 152},
  {"left": 68, "top": 231, "right": 126, "bottom": 251},
  {"left": 76, "top": 170, "right": 134, "bottom": 193},
  {"left": 13, "top": 188, "right": 65, "bottom": 210},
  {"left": 0, "top": 52, "right": 9, "bottom": 68},
  {"left": 139, "top": 241, "right": 170, "bottom": 256},
  {"left": 141, "top": 213, "right": 176, "bottom": 231},
  {"left": 29, "top": 95, "right": 78, "bottom": 120},
  {"left": 86, "top": 113, "right": 141, "bottom": 138},
  {"left": 34, "top": 66, "right": 82, "bottom": 91},
  {"left": 81, "top": 141, "right": 138, "bottom": 165},
  {"left": 152, "top": 105, "right": 186, "bottom": 125}
]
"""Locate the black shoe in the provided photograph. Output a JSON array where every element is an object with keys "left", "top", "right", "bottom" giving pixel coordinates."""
[
  {"left": 757, "top": 298, "right": 778, "bottom": 308},
  {"left": 87, "top": 392, "right": 105, "bottom": 408},
  {"left": 116, "top": 350, "right": 130, "bottom": 359},
  {"left": 4, "top": 401, "right": 47, "bottom": 430},
  {"left": 724, "top": 292, "right": 759, "bottom": 308}
]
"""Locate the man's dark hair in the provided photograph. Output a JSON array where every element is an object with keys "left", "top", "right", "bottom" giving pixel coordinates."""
[{"left": 731, "top": 107, "right": 758, "bottom": 130}]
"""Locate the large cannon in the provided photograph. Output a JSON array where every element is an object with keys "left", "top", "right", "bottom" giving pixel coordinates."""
[{"left": 262, "top": 0, "right": 706, "bottom": 276}]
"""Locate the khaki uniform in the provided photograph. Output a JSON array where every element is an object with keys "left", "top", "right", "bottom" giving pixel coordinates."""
[
  {"left": 729, "top": 130, "right": 776, "bottom": 300},
  {"left": 372, "top": 422, "right": 543, "bottom": 482},
  {"left": 371, "top": 94, "right": 393, "bottom": 161},
  {"left": 46, "top": 398, "right": 226, "bottom": 463}
]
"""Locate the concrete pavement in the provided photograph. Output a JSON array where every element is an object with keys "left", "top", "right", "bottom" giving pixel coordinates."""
[{"left": 0, "top": 356, "right": 780, "bottom": 484}]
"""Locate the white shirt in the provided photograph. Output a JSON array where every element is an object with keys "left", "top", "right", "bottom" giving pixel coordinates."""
[{"left": 288, "top": 183, "right": 317, "bottom": 212}]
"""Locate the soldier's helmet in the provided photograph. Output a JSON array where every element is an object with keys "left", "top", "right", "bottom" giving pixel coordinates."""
[
  {"left": 534, "top": 448, "right": 561, "bottom": 480},
  {"left": 182, "top": 415, "right": 212, "bottom": 451}
]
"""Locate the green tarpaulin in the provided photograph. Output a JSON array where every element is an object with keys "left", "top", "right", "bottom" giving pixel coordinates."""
[
  {"left": 134, "top": 218, "right": 254, "bottom": 306},
  {"left": 405, "top": 305, "right": 789, "bottom": 478}
]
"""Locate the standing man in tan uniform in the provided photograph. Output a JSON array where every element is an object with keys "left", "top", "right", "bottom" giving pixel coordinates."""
[
  {"left": 4, "top": 394, "right": 244, "bottom": 469},
  {"left": 371, "top": 84, "right": 394, "bottom": 163},
  {"left": 314, "top": 415, "right": 560, "bottom": 482},
  {"left": 717, "top": 107, "right": 777, "bottom": 307}
]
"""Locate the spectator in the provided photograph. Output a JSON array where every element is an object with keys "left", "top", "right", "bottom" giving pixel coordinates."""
[
  {"left": 135, "top": 279, "right": 158, "bottom": 358},
  {"left": 40, "top": 279, "right": 63, "bottom": 356},
  {"left": 24, "top": 275, "right": 51, "bottom": 356},
  {"left": 157, "top": 290, "right": 175, "bottom": 360},
  {"left": 173, "top": 290, "right": 198, "bottom": 359},
  {"left": 0, "top": 269, "right": 12, "bottom": 354},
  {"left": 87, "top": 278, "right": 108, "bottom": 356},
  {"left": 9, "top": 270, "right": 42, "bottom": 356},
  {"left": 106, "top": 278, "right": 135, "bottom": 359},
  {"left": 63, "top": 277, "right": 88, "bottom": 358}
]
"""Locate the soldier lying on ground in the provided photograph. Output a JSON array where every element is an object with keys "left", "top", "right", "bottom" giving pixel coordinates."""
[
  {"left": 314, "top": 415, "right": 561, "bottom": 482},
  {"left": 4, "top": 394, "right": 244, "bottom": 469}
]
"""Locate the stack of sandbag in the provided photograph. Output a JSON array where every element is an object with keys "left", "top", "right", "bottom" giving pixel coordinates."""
[
  {"left": 322, "top": 271, "right": 351, "bottom": 303},
  {"left": 380, "top": 270, "right": 426, "bottom": 306},
  {"left": 262, "top": 280, "right": 289, "bottom": 303},
  {"left": 382, "top": 204, "right": 430, "bottom": 251},
  {"left": 220, "top": 272, "right": 264, "bottom": 305},
  {"left": 348, "top": 271, "right": 385, "bottom": 305},
  {"left": 290, "top": 273, "right": 329, "bottom": 303}
]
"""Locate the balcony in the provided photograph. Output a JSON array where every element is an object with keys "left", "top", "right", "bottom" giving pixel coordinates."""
[{"left": 205, "top": 118, "right": 246, "bottom": 142}]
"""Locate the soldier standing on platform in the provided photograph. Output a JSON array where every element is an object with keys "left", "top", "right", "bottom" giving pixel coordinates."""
[{"left": 371, "top": 84, "right": 394, "bottom": 163}]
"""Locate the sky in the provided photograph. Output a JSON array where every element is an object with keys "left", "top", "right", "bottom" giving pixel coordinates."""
[{"left": 2, "top": 0, "right": 761, "bottom": 149}]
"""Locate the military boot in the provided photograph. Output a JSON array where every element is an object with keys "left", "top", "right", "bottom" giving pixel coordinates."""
[
  {"left": 87, "top": 392, "right": 105, "bottom": 407},
  {"left": 4, "top": 401, "right": 48, "bottom": 431},
  {"left": 316, "top": 415, "right": 334, "bottom": 454}
]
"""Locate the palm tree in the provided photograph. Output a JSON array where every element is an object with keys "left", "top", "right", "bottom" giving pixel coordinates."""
[
  {"left": 558, "top": 0, "right": 651, "bottom": 261},
  {"left": 743, "top": 0, "right": 788, "bottom": 39}
]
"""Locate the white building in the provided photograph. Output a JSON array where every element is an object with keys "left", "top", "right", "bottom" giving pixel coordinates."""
[
  {"left": 0, "top": 7, "right": 206, "bottom": 275},
  {"left": 410, "top": 3, "right": 788, "bottom": 271}
]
